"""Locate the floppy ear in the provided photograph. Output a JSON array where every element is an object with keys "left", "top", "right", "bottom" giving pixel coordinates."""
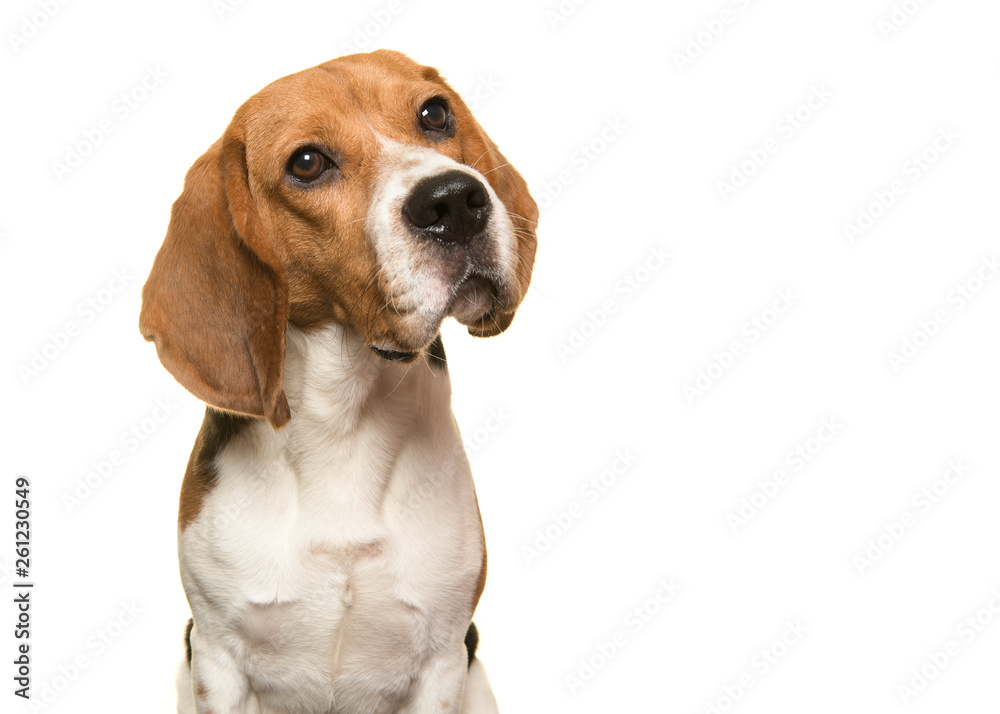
[
  {"left": 139, "top": 127, "right": 291, "bottom": 428},
  {"left": 464, "top": 121, "right": 539, "bottom": 338}
]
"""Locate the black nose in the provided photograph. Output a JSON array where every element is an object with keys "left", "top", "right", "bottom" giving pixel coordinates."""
[{"left": 402, "top": 170, "right": 491, "bottom": 245}]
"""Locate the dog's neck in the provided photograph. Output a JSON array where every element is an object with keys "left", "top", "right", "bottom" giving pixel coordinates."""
[
  {"left": 281, "top": 323, "right": 452, "bottom": 433},
  {"left": 273, "top": 324, "right": 458, "bottom": 494},
  {"left": 210, "top": 324, "right": 461, "bottom": 541}
]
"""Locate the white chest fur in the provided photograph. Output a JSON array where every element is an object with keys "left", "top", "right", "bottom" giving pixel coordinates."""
[{"left": 179, "top": 326, "right": 484, "bottom": 712}]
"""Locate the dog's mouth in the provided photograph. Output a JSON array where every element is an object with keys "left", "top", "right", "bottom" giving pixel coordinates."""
[
  {"left": 369, "top": 274, "right": 500, "bottom": 363},
  {"left": 370, "top": 346, "right": 416, "bottom": 362},
  {"left": 448, "top": 274, "right": 498, "bottom": 326}
]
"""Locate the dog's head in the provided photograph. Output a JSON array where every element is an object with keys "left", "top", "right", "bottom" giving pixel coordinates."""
[{"left": 140, "top": 50, "right": 538, "bottom": 428}]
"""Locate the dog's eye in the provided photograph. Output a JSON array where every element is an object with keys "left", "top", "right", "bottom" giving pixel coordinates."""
[
  {"left": 419, "top": 99, "right": 451, "bottom": 133},
  {"left": 288, "top": 148, "right": 331, "bottom": 182}
]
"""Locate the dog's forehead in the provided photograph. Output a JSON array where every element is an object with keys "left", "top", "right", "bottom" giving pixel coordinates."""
[{"left": 239, "top": 54, "right": 455, "bottom": 153}]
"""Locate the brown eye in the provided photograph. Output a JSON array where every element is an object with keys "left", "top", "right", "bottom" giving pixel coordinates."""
[
  {"left": 288, "top": 148, "right": 330, "bottom": 182},
  {"left": 419, "top": 100, "right": 451, "bottom": 133}
]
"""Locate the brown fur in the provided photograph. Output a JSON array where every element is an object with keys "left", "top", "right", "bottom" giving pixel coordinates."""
[
  {"left": 178, "top": 409, "right": 253, "bottom": 529},
  {"left": 143, "top": 53, "right": 537, "bottom": 614},
  {"left": 140, "top": 50, "right": 537, "bottom": 431}
]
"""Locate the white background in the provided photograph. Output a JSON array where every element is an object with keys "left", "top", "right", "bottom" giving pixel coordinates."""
[{"left": 3, "top": 0, "right": 1000, "bottom": 712}]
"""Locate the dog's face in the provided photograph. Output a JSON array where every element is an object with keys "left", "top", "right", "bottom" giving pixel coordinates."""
[
  {"left": 243, "top": 51, "right": 536, "bottom": 351},
  {"left": 140, "top": 51, "right": 538, "bottom": 427}
]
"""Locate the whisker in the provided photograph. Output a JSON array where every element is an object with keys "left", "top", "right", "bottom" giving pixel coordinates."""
[
  {"left": 506, "top": 212, "right": 539, "bottom": 226},
  {"left": 347, "top": 267, "right": 382, "bottom": 326},
  {"left": 345, "top": 268, "right": 385, "bottom": 364},
  {"left": 469, "top": 151, "right": 489, "bottom": 170},
  {"left": 383, "top": 361, "right": 412, "bottom": 400},
  {"left": 343, "top": 265, "right": 384, "bottom": 369},
  {"left": 482, "top": 162, "right": 511, "bottom": 175}
]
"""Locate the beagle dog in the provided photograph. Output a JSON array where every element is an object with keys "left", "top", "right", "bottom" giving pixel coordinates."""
[{"left": 139, "top": 50, "right": 537, "bottom": 713}]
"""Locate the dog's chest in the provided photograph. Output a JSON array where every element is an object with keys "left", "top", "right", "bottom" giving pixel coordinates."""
[
  {"left": 179, "top": 327, "right": 482, "bottom": 710},
  {"left": 187, "top": 482, "right": 450, "bottom": 711},
  {"left": 182, "top": 418, "right": 479, "bottom": 709},
  {"left": 230, "top": 536, "right": 428, "bottom": 710}
]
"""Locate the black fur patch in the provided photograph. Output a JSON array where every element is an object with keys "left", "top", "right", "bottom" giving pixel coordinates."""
[
  {"left": 179, "top": 409, "right": 255, "bottom": 529},
  {"left": 427, "top": 333, "right": 447, "bottom": 372},
  {"left": 184, "top": 618, "right": 194, "bottom": 664},
  {"left": 465, "top": 622, "right": 479, "bottom": 667}
]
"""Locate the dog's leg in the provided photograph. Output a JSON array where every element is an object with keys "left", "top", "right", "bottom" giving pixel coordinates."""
[
  {"left": 176, "top": 656, "right": 196, "bottom": 714},
  {"left": 459, "top": 623, "right": 498, "bottom": 713},
  {"left": 186, "top": 622, "right": 254, "bottom": 713},
  {"left": 460, "top": 658, "right": 500, "bottom": 714},
  {"left": 177, "top": 620, "right": 196, "bottom": 714},
  {"left": 397, "top": 644, "right": 468, "bottom": 714}
]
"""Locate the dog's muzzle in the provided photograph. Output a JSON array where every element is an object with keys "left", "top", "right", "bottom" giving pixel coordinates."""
[{"left": 369, "top": 169, "right": 506, "bottom": 363}]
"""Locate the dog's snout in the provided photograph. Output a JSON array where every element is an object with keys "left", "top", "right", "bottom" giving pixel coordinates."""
[{"left": 402, "top": 170, "right": 490, "bottom": 244}]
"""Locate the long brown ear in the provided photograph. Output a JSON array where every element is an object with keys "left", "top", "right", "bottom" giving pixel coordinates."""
[{"left": 140, "top": 129, "right": 291, "bottom": 428}]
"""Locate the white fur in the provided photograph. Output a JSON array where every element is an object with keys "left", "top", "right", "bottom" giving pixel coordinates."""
[
  {"left": 461, "top": 660, "right": 500, "bottom": 714},
  {"left": 178, "top": 325, "right": 496, "bottom": 713},
  {"left": 367, "top": 136, "right": 518, "bottom": 348}
]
